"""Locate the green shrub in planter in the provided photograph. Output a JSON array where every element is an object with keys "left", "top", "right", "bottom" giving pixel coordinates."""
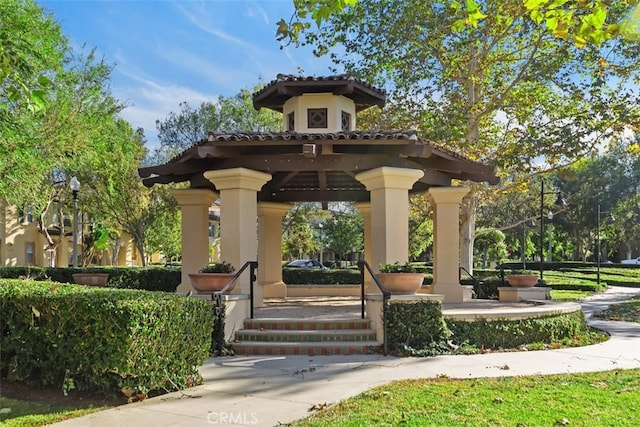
[
  {"left": 446, "top": 310, "right": 588, "bottom": 349},
  {"left": 0, "top": 279, "right": 212, "bottom": 398},
  {"left": 386, "top": 300, "right": 451, "bottom": 355}
]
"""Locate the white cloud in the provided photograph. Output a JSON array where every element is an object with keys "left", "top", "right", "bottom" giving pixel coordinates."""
[{"left": 114, "top": 65, "right": 218, "bottom": 149}]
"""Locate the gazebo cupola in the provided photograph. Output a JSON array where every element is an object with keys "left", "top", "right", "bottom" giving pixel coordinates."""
[{"left": 252, "top": 74, "right": 386, "bottom": 133}]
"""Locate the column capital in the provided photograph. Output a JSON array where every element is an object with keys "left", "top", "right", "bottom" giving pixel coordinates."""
[
  {"left": 355, "top": 167, "right": 424, "bottom": 191},
  {"left": 354, "top": 202, "right": 371, "bottom": 215},
  {"left": 170, "top": 188, "right": 218, "bottom": 206},
  {"left": 427, "top": 186, "right": 470, "bottom": 204},
  {"left": 205, "top": 168, "right": 272, "bottom": 191},
  {"left": 257, "top": 201, "right": 291, "bottom": 217}
]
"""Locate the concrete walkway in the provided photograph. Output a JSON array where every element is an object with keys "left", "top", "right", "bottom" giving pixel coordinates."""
[{"left": 54, "top": 286, "right": 640, "bottom": 427}]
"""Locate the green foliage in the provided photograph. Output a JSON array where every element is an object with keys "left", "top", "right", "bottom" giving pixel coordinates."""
[
  {"left": 386, "top": 300, "right": 451, "bottom": 355},
  {"left": 283, "top": 204, "right": 322, "bottom": 259},
  {"left": 0, "top": 279, "right": 212, "bottom": 397},
  {"left": 282, "top": 268, "right": 361, "bottom": 285},
  {"left": 378, "top": 262, "right": 418, "bottom": 273},
  {"left": 447, "top": 310, "right": 589, "bottom": 348},
  {"left": 0, "top": 267, "right": 181, "bottom": 293},
  {"left": 321, "top": 207, "right": 363, "bottom": 261},
  {"left": 199, "top": 262, "right": 235, "bottom": 274},
  {"left": 155, "top": 88, "right": 282, "bottom": 159},
  {"left": 0, "top": 0, "right": 63, "bottom": 112}
]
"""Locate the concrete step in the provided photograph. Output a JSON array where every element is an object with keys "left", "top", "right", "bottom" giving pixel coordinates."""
[
  {"left": 233, "top": 317, "right": 380, "bottom": 356},
  {"left": 235, "top": 328, "right": 376, "bottom": 342},
  {"left": 232, "top": 340, "right": 381, "bottom": 356},
  {"left": 243, "top": 318, "right": 371, "bottom": 331}
]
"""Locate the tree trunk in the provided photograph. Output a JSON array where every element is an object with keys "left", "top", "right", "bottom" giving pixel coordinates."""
[{"left": 459, "top": 191, "right": 477, "bottom": 275}]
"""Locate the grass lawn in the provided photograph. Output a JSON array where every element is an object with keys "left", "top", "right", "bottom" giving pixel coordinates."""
[
  {"left": 289, "top": 369, "right": 640, "bottom": 426},
  {"left": 0, "top": 381, "right": 122, "bottom": 427},
  {"left": 594, "top": 298, "right": 640, "bottom": 323},
  {"left": 0, "top": 397, "right": 109, "bottom": 427},
  {"left": 550, "top": 289, "right": 596, "bottom": 301}
]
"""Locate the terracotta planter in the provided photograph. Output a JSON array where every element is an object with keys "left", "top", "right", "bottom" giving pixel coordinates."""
[
  {"left": 375, "top": 273, "right": 424, "bottom": 295},
  {"left": 188, "top": 273, "right": 236, "bottom": 294},
  {"left": 506, "top": 274, "right": 539, "bottom": 288},
  {"left": 72, "top": 273, "right": 109, "bottom": 287}
]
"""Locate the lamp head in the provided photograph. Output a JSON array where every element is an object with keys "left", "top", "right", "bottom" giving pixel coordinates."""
[
  {"left": 70, "top": 176, "right": 80, "bottom": 192},
  {"left": 554, "top": 192, "right": 567, "bottom": 206}
]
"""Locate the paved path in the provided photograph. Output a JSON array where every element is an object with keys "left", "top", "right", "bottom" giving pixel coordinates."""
[{"left": 54, "top": 286, "right": 640, "bottom": 427}]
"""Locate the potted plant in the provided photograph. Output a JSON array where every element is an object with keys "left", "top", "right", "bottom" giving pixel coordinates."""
[
  {"left": 505, "top": 270, "right": 539, "bottom": 287},
  {"left": 188, "top": 261, "right": 236, "bottom": 294},
  {"left": 375, "top": 262, "right": 425, "bottom": 295},
  {"left": 72, "top": 272, "right": 109, "bottom": 287}
]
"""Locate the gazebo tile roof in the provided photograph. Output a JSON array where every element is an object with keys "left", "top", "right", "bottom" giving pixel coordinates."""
[{"left": 166, "top": 130, "right": 474, "bottom": 165}]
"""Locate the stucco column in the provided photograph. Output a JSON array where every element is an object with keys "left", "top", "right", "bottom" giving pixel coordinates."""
[
  {"left": 257, "top": 202, "right": 290, "bottom": 302},
  {"left": 171, "top": 189, "right": 218, "bottom": 294},
  {"left": 356, "top": 167, "right": 424, "bottom": 276},
  {"left": 204, "top": 168, "right": 272, "bottom": 295},
  {"left": 354, "top": 202, "right": 374, "bottom": 289},
  {"left": 427, "top": 186, "right": 470, "bottom": 303}
]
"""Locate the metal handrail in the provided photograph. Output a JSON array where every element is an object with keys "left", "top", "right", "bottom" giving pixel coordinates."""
[
  {"left": 358, "top": 260, "right": 390, "bottom": 356},
  {"left": 458, "top": 266, "right": 481, "bottom": 286},
  {"left": 211, "top": 261, "right": 258, "bottom": 354}
]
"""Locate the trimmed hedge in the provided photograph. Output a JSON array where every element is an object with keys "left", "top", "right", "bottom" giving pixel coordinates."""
[
  {"left": 446, "top": 310, "right": 588, "bottom": 349},
  {"left": 0, "top": 266, "right": 181, "bottom": 293},
  {"left": 281, "top": 268, "right": 435, "bottom": 286},
  {"left": 386, "top": 300, "right": 451, "bottom": 355},
  {"left": 282, "top": 268, "right": 361, "bottom": 285},
  {"left": 0, "top": 279, "right": 212, "bottom": 397}
]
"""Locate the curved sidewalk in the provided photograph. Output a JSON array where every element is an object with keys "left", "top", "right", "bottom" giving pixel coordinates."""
[{"left": 54, "top": 286, "right": 640, "bottom": 427}]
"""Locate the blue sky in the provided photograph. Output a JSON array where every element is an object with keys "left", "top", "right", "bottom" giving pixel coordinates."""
[{"left": 39, "top": 0, "right": 338, "bottom": 148}]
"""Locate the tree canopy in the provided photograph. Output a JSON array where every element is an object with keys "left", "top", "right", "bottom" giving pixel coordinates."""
[
  {"left": 1, "top": 0, "right": 146, "bottom": 261},
  {"left": 277, "top": 0, "right": 640, "bottom": 271}
]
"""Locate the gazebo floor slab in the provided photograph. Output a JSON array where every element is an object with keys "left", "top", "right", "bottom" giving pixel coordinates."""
[{"left": 255, "top": 296, "right": 581, "bottom": 321}]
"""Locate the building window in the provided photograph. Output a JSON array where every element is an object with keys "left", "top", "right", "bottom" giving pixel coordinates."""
[
  {"left": 25, "top": 242, "right": 35, "bottom": 265},
  {"left": 307, "top": 108, "right": 328, "bottom": 129},
  {"left": 18, "top": 206, "right": 34, "bottom": 224},
  {"left": 341, "top": 111, "right": 351, "bottom": 131},
  {"left": 287, "top": 112, "right": 295, "bottom": 131}
]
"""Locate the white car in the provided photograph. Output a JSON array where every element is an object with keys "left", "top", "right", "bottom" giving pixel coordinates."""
[{"left": 621, "top": 257, "right": 640, "bottom": 265}]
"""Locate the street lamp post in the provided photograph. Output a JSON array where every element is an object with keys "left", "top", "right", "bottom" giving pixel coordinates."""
[
  {"left": 70, "top": 176, "right": 80, "bottom": 267},
  {"left": 596, "top": 204, "right": 614, "bottom": 287},
  {"left": 539, "top": 181, "right": 566, "bottom": 283},
  {"left": 547, "top": 211, "right": 553, "bottom": 262},
  {"left": 318, "top": 222, "right": 324, "bottom": 267}
]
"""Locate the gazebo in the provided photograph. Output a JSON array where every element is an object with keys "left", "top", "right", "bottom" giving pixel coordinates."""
[{"left": 139, "top": 74, "right": 499, "bottom": 313}]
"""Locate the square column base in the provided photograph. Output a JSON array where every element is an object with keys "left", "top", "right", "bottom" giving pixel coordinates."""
[
  {"left": 262, "top": 282, "right": 287, "bottom": 298},
  {"left": 498, "top": 287, "right": 551, "bottom": 302},
  {"left": 430, "top": 283, "right": 472, "bottom": 303}
]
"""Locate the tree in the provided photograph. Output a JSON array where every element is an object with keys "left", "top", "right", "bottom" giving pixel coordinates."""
[
  {"left": 408, "top": 194, "right": 434, "bottom": 261},
  {"left": 277, "top": 0, "right": 640, "bottom": 273},
  {"left": 277, "top": 0, "right": 639, "bottom": 46},
  {"left": 0, "top": 0, "right": 61, "bottom": 112},
  {"left": 1, "top": 6, "right": 143, "bottom": 261},
  {"left": 321, "top": 206, "right": 364, "bottom": 262},
  {"left": 156, "top": 87, "right": 282, "bottom": 159},
  {"left": 143, "top": 187, "right": 182, "bottom": 264},
  {"left": 282, "top": 206, "right": 318, "bottom": 259}
]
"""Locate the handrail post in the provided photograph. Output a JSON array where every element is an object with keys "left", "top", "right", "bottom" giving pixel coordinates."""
[
  {"left": 359, "top": 261, "right": 365, "bottom": 319},
  {"left": 358, "top": 260, "right": 389, "bottom": 356},
  {"left": 249, "top": 261, "right": 258, "bottom": 319}
]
